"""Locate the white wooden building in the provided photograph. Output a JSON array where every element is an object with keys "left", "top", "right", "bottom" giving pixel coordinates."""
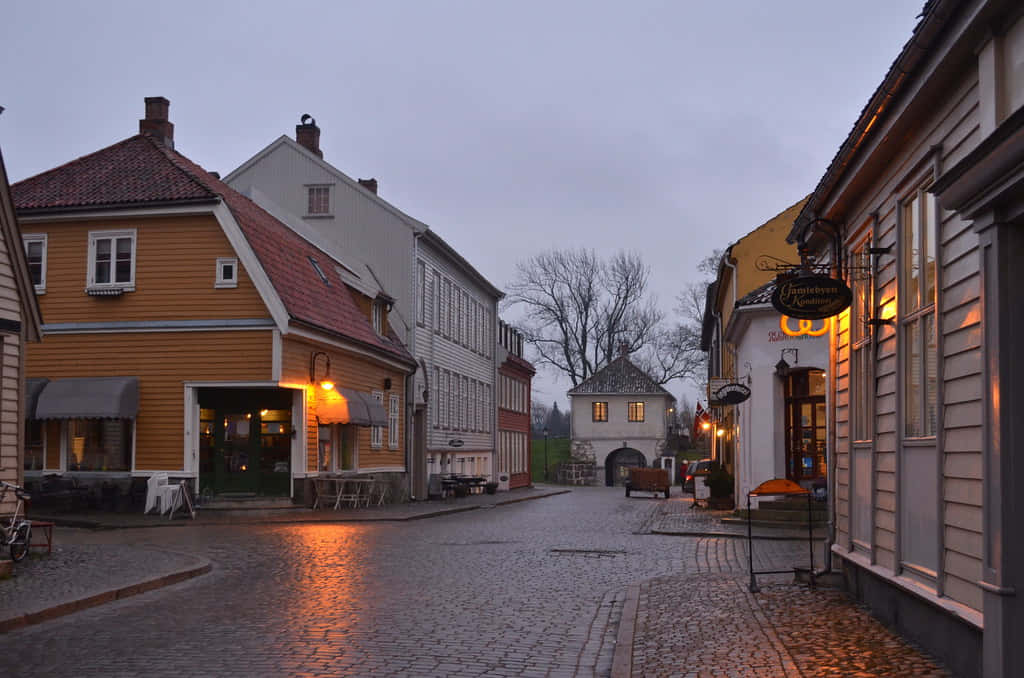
[
  {"left": 225, "top": 118, "right": 502, "bottom": 500},
  {"left": 790, "top": 2, "right": 1024, "bottom": 675}
]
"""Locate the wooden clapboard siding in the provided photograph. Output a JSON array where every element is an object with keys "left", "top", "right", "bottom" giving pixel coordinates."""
[
  {"left": 280, "top": 337, "right": 406, "bottom": 472},
  {"left": 23, "top": 214, "right": 268, "bottom": 323},
  {"left": 27, "top": 330, "right": 273, "bottom": 470}
]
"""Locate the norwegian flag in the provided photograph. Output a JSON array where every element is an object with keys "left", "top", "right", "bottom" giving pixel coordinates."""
[{"left": 692, "top": 401, "right": 711, "bottom": 440}]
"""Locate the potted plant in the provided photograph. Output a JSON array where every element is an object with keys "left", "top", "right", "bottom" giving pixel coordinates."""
[
  {"left": 484, "top": 481, "right": 499, "bottom": 495},
  {"left": 705, "top": 463, "right": 735, "bottom": 510}
]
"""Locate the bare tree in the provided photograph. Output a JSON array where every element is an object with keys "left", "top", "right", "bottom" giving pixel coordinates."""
[
  {"left": 531, "top": 400, "right": 550, "bottom": 435},
  {"left": 673, "top": 248, "right": 725, "bottom": 392},
  {"left": 507, "top": 248, "right": 700, "bottom": 387}
]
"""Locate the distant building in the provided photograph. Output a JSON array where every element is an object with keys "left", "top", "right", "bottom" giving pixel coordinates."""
[
  {"left": 495, "top": 320, "right": 534, "bottom": 490},
  {"left": 568, "top": 350, "right": 675, "bottom": 486}
]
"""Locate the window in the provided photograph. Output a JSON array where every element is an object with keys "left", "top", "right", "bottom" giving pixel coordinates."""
[
  {"left": 485, "top": 384, "right": 492, "bottom": 432},
  {"left": 417, "top": 260, "right": 427, "bottom": 326},
  {"left": 592, "top": 401, "right": 608, "bottom": 422},
  {"left": 372, "top": 301, "right": 383, "bottom": 334},
  {"left": 850, "top": 240, "right": 873, "bottom": 441},
  {"left": 318, "top": 424, "right": 332, "bottom": 472},
  {"left": 433, "top": 272, "right": 442, "bottom": 333},
  {"left": 308, "top": 257, "right": 329, "bottom": 285},
  {"left": 307, "top": 185, "right": 331, "bottom": 215},
  {"left": 87, "top": 230, "right": 136, "bottom": 290},
  {"left": 433, "top": 366, "right": 440, "bottom": 428},
  {"left": 628, "top": 401, "right": 645, "bottom": 422},
  {"left": 23, "top": 234, "right": 46, "bottom": 292},
  {"left": 24, "top": 420, "right": 45, "bottom": 470},
  {"left": 901, "top": 186, "right": 937, "bottom": 437},
  {"left": 388, "top": 394, "right": 400, "bottom": 449},
  {"left": 66, "top": 418, "right": 133, "bottom": 471},
  {"left": 371, "top": 391, "right": 384, "bottom": 448},
  {"left": 445, "top": 280, "right": 453, "bottom": 337},
  {"left": 215, "top": 257, "right": 238, "bottom": 289}
]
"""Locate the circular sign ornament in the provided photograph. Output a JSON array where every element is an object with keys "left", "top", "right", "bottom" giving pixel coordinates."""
[
  {"left": 771, "top": 273, "right": 852, "bottom": 320},
  {"left": 715, "top": 382, "right": 751, "bottom": 405},
  {"left": 780, "top": 316, "right": 831, "bottom": 337}
]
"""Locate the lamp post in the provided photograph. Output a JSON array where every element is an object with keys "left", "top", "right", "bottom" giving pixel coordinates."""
[{"left": 543, "top": 426, "right": 549, "bottom": 482}]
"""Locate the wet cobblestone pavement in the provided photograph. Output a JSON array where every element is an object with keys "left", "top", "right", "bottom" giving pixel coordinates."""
[{"left": 0, "top": 489, "right": 951, "bottom": 677}]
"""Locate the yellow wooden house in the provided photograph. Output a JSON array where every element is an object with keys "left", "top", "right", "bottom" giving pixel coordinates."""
[{"left": 12, "top": 98, "right": 416, "bottom": 503}]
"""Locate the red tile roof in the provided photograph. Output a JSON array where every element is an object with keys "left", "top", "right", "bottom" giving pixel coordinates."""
[
  {"left": 12, "top": 136, "right": 218, "bottom": 210},
  {"left": 13, "top": 134, "right": 414, "bottom": 367}
]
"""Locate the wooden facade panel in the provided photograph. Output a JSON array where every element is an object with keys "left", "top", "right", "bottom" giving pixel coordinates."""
[
  {"left": 940, "top": 272, "right": 980, "bottom": 313},
  {"left": 944, "top": 426, "right": 982, "bottom": 453},
  {"left": 876, "top": 470, "right": 896, "bottom": 493},
  {"left": 876, "top": 487, "right": 896, "bottom": 512},
  {"left": 875, "top": 527, "right": 895, "bottom": 553},
  {"left": 944, "top": 401, "right": 983, "bottom": 430},
  {"left": 875, "top": 453, "right": 896, "bottom": 474},
  {"left": 942, "top": 302, "right": 982, "bottom": 337},
  {"left": 280, "top": 336, "right": 408, "bottom": 472},
  {"left": 945, "top": 452, "right": 983, "bottom": 480},
  {"left": 28, "top": 330, "right": 273, "bottom": 470},
  {"left": 945, "top": 500, "right": 982, "bottom": 534},
  {"left": 943, "top": 349, "right": 982, "bottom": 381},
  {"left": 25, "top": 215, "right": 269, "bottom": 324},
  {"left": 945, "top": 477, "right": 982, "bottom": 507},
  {"left": 942, "top": 325, "right": 982, "bottom": 360},
  {"left": 944, "top": 547, "right": 983, "bottom": 586},
  {"left": 876, "top": 509, "right": 896, "bottom": 532},
  {"left": 943, "top": 573, "right": 982, "bottom": 613},
  {"left": 946, "top": 525, "right": 983, "bottom": 562}
]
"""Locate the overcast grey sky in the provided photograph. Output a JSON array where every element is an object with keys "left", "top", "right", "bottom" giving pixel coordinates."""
[{"left": 1, "top": 0, "right": 925, "bottom": 409}]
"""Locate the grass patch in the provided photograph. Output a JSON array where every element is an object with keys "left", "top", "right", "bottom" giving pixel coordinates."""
[{"left": 531, "top": 437, "right": 571, "bottom": 483}]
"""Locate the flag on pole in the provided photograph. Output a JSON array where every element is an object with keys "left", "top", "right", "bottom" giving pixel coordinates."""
[{"left": 693, "top": 401, "right": 710, "bottom": 440}]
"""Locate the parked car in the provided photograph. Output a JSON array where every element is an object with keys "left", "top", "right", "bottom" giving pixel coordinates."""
[{"left": 682, "top": 459, "right": 712, "bottom": 493}]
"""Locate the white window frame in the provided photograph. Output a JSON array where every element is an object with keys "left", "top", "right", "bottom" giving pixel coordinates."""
[
  {"left": 87, "top": 229, "right": 136, "bottom": 292},
  {"left": 215, "top": 257, "right": 238, "bottom": 289},
  {"left": 371, "top": 391, "right": 384, "bottom": 448},
  {"left": 306, "top": 184, "right": 333, "bottom": 217},
  {"left": 850, "top": 236, "right": 874, "bottom": 442},
  {"left": 23, "top": 233, "right": 47, "bottom": 293},
  {"left": 388, "top": 394, "right": 400, "bottom": 450},
  {"left": 372, "top": 301, "right": 383, "bottom": 334},
  {"left": 433, "top": 271, "right": 442, "bottom": 333},
  {"left": 417, "top": 260, "right": 427, "bottom": 327}
]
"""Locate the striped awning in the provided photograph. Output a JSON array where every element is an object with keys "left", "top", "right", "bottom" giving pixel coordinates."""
[{"left": 25, "top": 378, "right": 49, "bottom": 418}]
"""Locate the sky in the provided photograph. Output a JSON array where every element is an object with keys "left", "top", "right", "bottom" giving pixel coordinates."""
[{"left": 0, "top": 0, "right": 926, "bottom": 410}]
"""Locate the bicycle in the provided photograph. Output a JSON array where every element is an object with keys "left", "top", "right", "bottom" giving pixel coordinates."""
[{"left": 1, "top": 480, "right": 32, "bottom": 562}]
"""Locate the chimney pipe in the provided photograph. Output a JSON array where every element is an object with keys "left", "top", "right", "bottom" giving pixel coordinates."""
[
  {"left": 296, "top": 114, "right": 322, "bottom": 158},
  {"left": 358, "top": 178, "right": 378, "bottom": 194},
  {"left": 139, "top": 97, "right": 174, "bottom": 149}
]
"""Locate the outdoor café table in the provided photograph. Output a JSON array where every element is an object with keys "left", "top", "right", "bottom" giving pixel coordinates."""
[{"left": 343, "top": 478, "right": 377, "bottom": 507}]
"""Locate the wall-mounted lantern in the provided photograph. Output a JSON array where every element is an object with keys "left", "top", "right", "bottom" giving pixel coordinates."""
[{"left": 310, "top": 351, "right": 334, "bottom": 390}]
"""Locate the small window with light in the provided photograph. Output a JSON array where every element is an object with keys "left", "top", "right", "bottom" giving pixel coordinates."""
[
  {"left": 215, "top": 257, "right": 238, "bottom": 288},
  {"left": 592, "top": 401, "right": 608, "bottom": 422},
  {"left": 628, "top": 401, "right": 645, "bottom": 422}
]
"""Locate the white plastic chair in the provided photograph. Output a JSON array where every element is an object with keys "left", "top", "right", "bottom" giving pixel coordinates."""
[{"left": 144, "top": 473, "right": 181, "bottom": 515}]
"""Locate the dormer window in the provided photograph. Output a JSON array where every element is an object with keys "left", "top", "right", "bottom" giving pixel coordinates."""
[
  {"left": 87, "top": 229, "right": 136, "bottom": 293},
  {"left": 215, "top": 257, "right": 238, "bottom": 288},
  {"left": 372, "top": 300, "right": 383, "bottom": 334},
  {"left": 308, "top": 257, "right": 329, "bottom": 285},
  {"left": 306, "top": 185, "right": 332, "bottom": 216}
]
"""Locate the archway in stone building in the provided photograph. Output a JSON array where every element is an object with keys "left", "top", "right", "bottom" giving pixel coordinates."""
[{"left": 605, "top": 447, "right": 645, "bottom": 486}]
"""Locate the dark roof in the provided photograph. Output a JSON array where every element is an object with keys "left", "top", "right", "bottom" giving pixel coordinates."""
[
  {"left": 567, "top": 354, "right": 672, "bottom": 397},
  {"left": 735, "top": 280, "right": 775, "bottom": 308},
  {"left": 12, "top": 135, "right": 218, "bottom": 211},
  {"left": 501, "top": 352, "right": 536, "bottom": 376},
  {"left": 12, "top": 133, "right": 414, "bottom": 367}
]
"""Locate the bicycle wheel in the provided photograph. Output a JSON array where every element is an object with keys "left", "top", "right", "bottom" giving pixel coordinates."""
[{"left": 9, "top": 523, "right": 31, "bottom": 562}]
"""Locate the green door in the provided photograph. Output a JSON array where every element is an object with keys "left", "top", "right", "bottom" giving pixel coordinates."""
[{"left": 215, "top": 411, "right": 260, "bottom": 495}]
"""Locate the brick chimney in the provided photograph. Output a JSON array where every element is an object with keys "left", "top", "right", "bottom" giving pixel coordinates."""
[
  {"left": 139, "top": 96, "right": 174, "bottom": 149},
  {"left": 296, "top": 114, "right": 322, "bottom": 158},
  {"left": 358, "top": 178, "right": 378, "bottom": 194}
]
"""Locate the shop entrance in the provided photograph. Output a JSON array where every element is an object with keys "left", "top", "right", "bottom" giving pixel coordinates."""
[
  {"left": 198, "top": 388, "right": 293, "bottom": 497},
  {"left": 783, "top": 369, "right": 827, "bottom": 485}
]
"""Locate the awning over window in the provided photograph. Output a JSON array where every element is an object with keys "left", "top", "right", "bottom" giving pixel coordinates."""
[
  {"left": 316, "top": 387, "right": 387, "bottom": 427},
  {"left": 34, "top": 377, "right": 140, "bottom": 419},
  {"left": 25, "top": 378, "right": 49, "bottom": 419}
]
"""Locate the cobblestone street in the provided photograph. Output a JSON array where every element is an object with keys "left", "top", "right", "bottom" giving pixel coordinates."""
[{"left": 0, "top": 488, "right": 950, "bottom": 676}]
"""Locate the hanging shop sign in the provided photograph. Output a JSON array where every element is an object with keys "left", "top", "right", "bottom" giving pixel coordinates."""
[
  {"left": 780, "top": 316, "right": 831, "bottom": 337},
  {"left": 771, "top": 274, "right": 852, "bottom": 320},
  {"left": 714, "top": 382, "right": 752, "bottom": 405}
]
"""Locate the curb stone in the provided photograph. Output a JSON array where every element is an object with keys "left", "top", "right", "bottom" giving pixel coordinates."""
[
  {"left": 0, "top": 556, "right": 212, "bottom": 633},
  {"left": 610, "top": 584, "right": 640, "bottom": 678}
]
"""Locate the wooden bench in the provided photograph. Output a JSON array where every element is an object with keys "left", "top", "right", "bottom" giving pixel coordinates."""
[
  {"left": 30, "top": 520, "right": 54, "bottom": 554},
  {"left": 625, "top": 468, "right": 671, "bottom": 499}
]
